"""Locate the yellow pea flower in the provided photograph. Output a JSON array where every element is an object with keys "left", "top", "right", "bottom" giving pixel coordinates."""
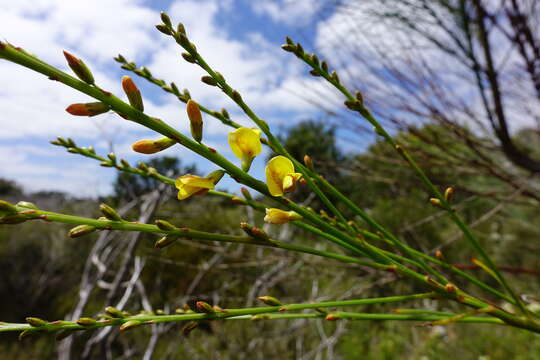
[
  {"left": 228, "top": 127, "right": 262, "bottom": 172},
  {"left": 265, "top": 155, "right": 302, "bottom": 196},
  {"left": 264, "top": 208, "right": 302, "bottom": 224},
  {"left": 175, "top": 170, "right": 225, "bottom": 200}
]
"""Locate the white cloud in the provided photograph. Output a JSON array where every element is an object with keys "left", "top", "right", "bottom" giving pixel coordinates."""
[{"left": 250, "top": 0, "right": 322, "bottom": 26}]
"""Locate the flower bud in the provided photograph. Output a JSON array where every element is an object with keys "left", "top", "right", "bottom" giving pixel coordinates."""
[
  {"left": 177, "top": 23, "right": 186, "bottom": 35},
  {"left": 240, "top": 222, "right": 270, "bottom": 241},
  {"left": 429, "top": 198, "right": 443, "bottom": 208},
  {"left": 240, "top": 187, "right": 252, "bottom": 200},
  {"left": 186, "top": 100, "right": 203, "bottom": 142},
  {"left": 325, "top": 313, "right": 341, "bottom": 321},
  {"left": 66, "top": 102, "right": 110, "bottom": 117},
  {"left": 155, "top": 24, "right": 172, "bottom": 35},
  {"left": 99, "top": 203, "right": 122, "bottom": 221},
  {"left": 18, "top": 329, "right": 35, "bottom": 341},
  {"left": 181, "top": 52, "right": 196, "bottom": 63},
  {"left": 26, "top": 317, "right": 47, "bottom": 327},
  {"left": 195, "top": 301, "right": 215, "bottom": 313},
  {"left": 0, "top": 200, "right": 18, "bottom": 214},
  {"left": 0, "top": 214, "right": 27, "bottom": 224},
  {"left": 132, "top": 137, "right": 175, "bottom": 154},
  {"left": 264, "top": 208, "right": 302, "bottom": 224},
  {"left": 221, "top": 108, "right": 230, "bottom": 119},
  {"left": 160, "top": 11, "right": 172, "bottom": 28},
  {"left": 121, "top": 76, "right": 144, "bottom": 111},
  {"left": 182, "top": 321, "right": 198, "bottom": 336},
  {"left": 120, "top": 320, "right": 142, "bottom": 332},
  {"left": 155, "top": 219, "right": 177, "bottom": 231},
  {"left": 201, "top": 76, "right": 217, "bottom": 86},
  {"left": 303, "top": 155, "right": 314, "bottom": 171},
  {"left": 257, "top": 296, "right": 282, "bottom": 306},
  {"left": 154, "top": 235, "right": 177, "bottom": 249},
  {"left": 77, "top": 317, "right": 97, "bottom": 326},
  {"left": 63, "top": 50, "right": 95, "bottom": 84},
  {"left": 68, "top": 225, "right": 96, "bottom": 238},
  {"left": 105, "top": 306, "right": 125, "bottom": 318},
  {"left": 206, "top": 170, "right": 225, "bottom": 185},
  {"left": 16, "top": 201, "right": 38, "bottom": 210},
  {"left": 444, "top": 187, "right": 455, "bottom": 203}
]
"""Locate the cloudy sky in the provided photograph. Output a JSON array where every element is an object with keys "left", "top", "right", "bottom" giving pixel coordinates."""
[{"left": 0, "top": 0, "right": 347, "bottom": 197}]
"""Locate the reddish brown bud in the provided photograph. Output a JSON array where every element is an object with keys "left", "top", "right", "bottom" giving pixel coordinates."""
[
  {"left": 132, "top": 137, "right": 175, "bottom": 154},
  {"left": 186, "top": 99, "right": 203, "bottom": 142},
  {"left": 195, "top": 301, "right": 215, "bottom": 313},
  {"left": 122, "top": 76, "right": 144, "bottom": 111},
  {"left": 120, "top": 320, "right": 142, "bottom": 332},
  {"left": 66, "top": 102, "right": 110, "bottom": 117},
  {"left": 325, "top": 313, "right": 340, "bottom": 321},
  {"left": 63, "top": 51, "right": 95, "bottom": 84},
  {"left": 182, "top": 321, "right": 198, "bottom": 336},
  {"left": 445, "top": 283, "right": 456, "bottom": 293}
]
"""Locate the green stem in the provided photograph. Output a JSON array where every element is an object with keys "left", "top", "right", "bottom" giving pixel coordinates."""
[
  {"left": 292, "top": 43, "right": 527, "bottom": 315},
  {"left": 62, "top": 145, "right": 517, "bottom": 305},
  {"left": 11, "top": 204, "right": 389, "bottom": 271},
  {"left": 0, "top": 292, "right": 441, "bottom": 334}
]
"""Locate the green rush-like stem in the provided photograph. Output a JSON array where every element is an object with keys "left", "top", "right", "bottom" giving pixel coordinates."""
[
  {"left": 62, "top": 145, "right": 517, "bottom": 306},
  {"left": 229, "top": 312, "right": 504, "bottom": 324},
  {"left": 359, "top": 228, "right": 514, "bottom": 304},
  {"left": 11, "top": 196, "right": 518, "bottom": 327},
  {"left": 0, "top": 312, "right": 507, "bottom": 335},
  {"left": 59, "top": 147, "right": 520, "bottom": 320},
  {"left": 0, "top": 292, "right": 441, "bottom": 334},
  {"left": 55, "top": 145, "right": 376, "bottom": 261},
  {"left": 11, "top": 205, "right": 390, "bottom": 271},
  {"left": 291, "top": 42, "right": 527, "bottom": 315}
]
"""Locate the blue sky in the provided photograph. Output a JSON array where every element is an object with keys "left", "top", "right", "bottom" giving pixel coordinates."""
[{"left": 0, "top": 0, "right": 368, "bottom": 197}]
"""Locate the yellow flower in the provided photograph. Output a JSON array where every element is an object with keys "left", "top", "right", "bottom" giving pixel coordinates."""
[
  {"left": 265, "top": 156, "right": 302, "bottom": 196},
  {"left": 175, "top": 170, "right": 225, "bottom": 200},
  {"left": 264, "top": 208, "right": 302, "bottom": 224},
  {"left": 228, "top": 127, "right": 262, "bottom": 172}
]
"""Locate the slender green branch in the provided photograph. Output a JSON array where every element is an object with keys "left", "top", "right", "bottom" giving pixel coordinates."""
[
  {"left": 4, "top": 202, "right": 391, "bottom": 271},
  {"left": 283, "top": 37, "right": 527, "bottom": 315},
  {"left": 56, "top": 142, "right": 519, "bottom": 306},
  {"left": 0, "top": 292, "right": 444, "bottom": 335}
]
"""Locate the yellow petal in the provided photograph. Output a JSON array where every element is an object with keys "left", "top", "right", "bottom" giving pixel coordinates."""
[
  {"left": 265, "top": 156, "right": 295, "bottom": 196},
  {"left": 228, "top": 128, "right": 262, "bottom": 160},
  {"left": 180, "top": 176, "right": 215, "bottom": 189},
  {"left": 175, "top": 174, "right": 215, "bottom": 200},
  {"left": 282, "top": 173, "right": 302, "bottom": 193},
  {"left": 264, "top": 208, "right": 302, "bottom": 224},
  {"left": 177, "top": 185, "right": 199, "bottom": 200}
]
